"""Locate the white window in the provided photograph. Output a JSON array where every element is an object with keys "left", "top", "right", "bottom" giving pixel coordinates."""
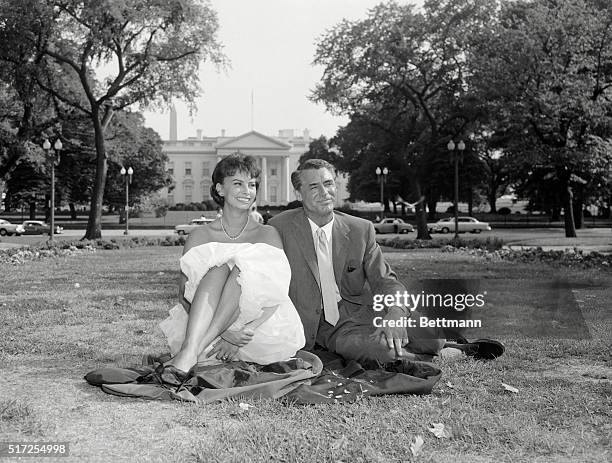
[
  {"left": 270, "top": 186, "right": 277, "bottom": 203},
  {"left": 185, "top": 162, "right": 192, "bottom": 176},
  {"left": 201, "top": 181, "right": 211, "bottom": 200},
  {"left": 184, "top": 185, "right": 193, "bottom": 203}
]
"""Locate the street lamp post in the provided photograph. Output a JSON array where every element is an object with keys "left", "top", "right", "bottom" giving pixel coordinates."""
[
  {"left": 43, "top": 138, "right": 62, "bottom": 242},
  {"left": 120, "top": 166, "right": 134, "bottom": 235},
  {"left": 447, "top": 139, "right": 465, "bottom": 240},
  {"left": 375, "top": 166, "right": 389, "bottom": 218}
]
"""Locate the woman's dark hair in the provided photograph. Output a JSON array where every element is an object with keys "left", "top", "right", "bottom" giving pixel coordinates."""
[{"left": 210, "top": 153, "right": 261, "bottom": 206}]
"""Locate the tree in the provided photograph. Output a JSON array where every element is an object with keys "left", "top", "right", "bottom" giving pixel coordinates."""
[
  {"left": 299, "top": 136, "right": 342, "bottom": 166},
  {"left": 469, "top": 0, "right": 612, "bottom": 236},
  {"left": 311, "top": 0, "right": 493, "bottom": 238},
  {"left": 0, "top": 0, "right": 224, "bottom": 239},
  {"left": 470, "top": 129, "right": 512, "bottom": 213},
  {"left": 103, "top": 111, "right": 173, "bottom": 216},
  {"left": 331, "top": 114, "right": 419, "bottom": 214}
]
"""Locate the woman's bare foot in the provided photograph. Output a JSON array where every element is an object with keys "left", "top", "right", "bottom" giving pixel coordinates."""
[
  {"left": 207, "top": 339, "right": 239, "bottom": 361},
  {"left": 165, "top": 348, "right": 198, "bottom": 372}
]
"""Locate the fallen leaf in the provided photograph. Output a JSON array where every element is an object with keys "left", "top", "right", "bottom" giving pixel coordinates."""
[
  {"left": 410, "top": 435, "right": 424, "bottom": 456},
  {"left": 446, "top": 381, "right": 454, "bottom": 389},
  {"left": 74, "top": 283, "right": 80, "bottom": 288},
  {"left": 238, "top": 402, "right": 255, "bottom": 411},
  {"left": 501, "top": 382, "right": 519, "bottom": 393},
  {"left": 331, "top": 435, "right": 348, "bottom": 451},
  {"left": 428, "top": 423, "right": 452, "bottom": 439}
]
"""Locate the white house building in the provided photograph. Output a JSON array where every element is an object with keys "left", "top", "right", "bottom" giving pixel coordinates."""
[{"left": 160, "top": 110, "right": 348, "bottom": 207}]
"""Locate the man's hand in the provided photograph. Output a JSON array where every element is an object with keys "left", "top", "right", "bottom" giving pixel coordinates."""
[
  {"left": 221, "top": 327, "right": 255, "bottom": 347},
  {"left": 370, "top": 306, "right": 410, "bottom": 358}
]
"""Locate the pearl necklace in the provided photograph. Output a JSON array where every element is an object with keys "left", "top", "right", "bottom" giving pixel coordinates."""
[{"left": 221, "top": 215, "right": 249, "bottom": 240}]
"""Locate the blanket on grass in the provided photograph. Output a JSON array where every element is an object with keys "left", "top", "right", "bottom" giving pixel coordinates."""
[{"left": 84, "top": 350, "right": 442, "bottom": 404}]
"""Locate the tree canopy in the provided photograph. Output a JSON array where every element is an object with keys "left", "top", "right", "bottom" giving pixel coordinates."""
[
  {"left": 469, "top": 0, "right": 612, "bottom": 235},
  {"left": 313, "top": 0, "right": 612, "bottom": 237},
  {"left": 0, "top": 0, "right": 225, "bottom": 238},
  {"left": 312, "top": 0, "right": 491, "bottom": 237}
]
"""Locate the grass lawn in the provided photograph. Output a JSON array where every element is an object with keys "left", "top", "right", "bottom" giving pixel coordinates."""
[{"left": 0, "top": 247, "right": 610, "bottom": 462}]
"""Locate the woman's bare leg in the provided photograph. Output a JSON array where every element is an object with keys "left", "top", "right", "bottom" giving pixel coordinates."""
[{"left": 168, "top": 265, "right": 243, "bottom": 371}]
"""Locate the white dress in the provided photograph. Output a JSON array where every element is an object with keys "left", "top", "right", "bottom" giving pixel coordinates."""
[{"left": 159, "top": 242, "right": 305, "bottom": 365}]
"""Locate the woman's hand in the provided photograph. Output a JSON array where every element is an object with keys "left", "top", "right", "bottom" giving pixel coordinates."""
[
  {"left": 221, "top": 328, "right": 255, "bottom": 347},
  {"left": 207, "top": 339, "right": 239, "bottom": 361}
]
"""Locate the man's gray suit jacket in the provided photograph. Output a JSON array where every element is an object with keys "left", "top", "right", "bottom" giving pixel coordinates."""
[{"left": 270, "top": 208, "right": 405, "bottom": 349}]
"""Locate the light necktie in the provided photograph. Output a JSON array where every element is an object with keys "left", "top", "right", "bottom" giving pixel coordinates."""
[{"left": 316, "top": 228, "right": 339, "bottom": 326}]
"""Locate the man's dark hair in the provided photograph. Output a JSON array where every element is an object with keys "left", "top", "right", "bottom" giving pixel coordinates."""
[
  {"left": 291, "top": 158, "right": 336, "bottom": 190},
  {"left": 211, "top": 153, "right": 261, "bottom": 206}
]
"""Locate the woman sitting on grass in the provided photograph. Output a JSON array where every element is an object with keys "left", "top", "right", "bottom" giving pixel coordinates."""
[{"left": 157, "top": 154, "right": 305, "bottom": 383}]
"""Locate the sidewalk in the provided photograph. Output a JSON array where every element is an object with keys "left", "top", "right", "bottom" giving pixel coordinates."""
[
  {"left": 2, "top": 228, "right": 611, "bottom": 253},
  {"left": 0, "top": 242, "right": 23, "bottom": 250}
]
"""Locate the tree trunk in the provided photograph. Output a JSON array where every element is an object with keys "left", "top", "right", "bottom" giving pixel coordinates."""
[
  {"left": 426, "top": 199, "right": 437, "bottom": 220},
  {"left": 551, "top": 207, "right": 561, "bottom": 222},
  {"left": 69, "top": 202, "right": 77, "bottom": 220},
  {"left": 603, "top": 202, "right": 611, "bottom": 219},
  {"left": 563, "top": 185, "right": 577, "bottom": 238},
  {"left": 415, "top": 181, "right": 431, "bottom": 239},
  {"left": 84, "top": 106, "right": 113, "bottom": 240},
  {"left": 488, "top": 191, "right": 497, "bottom": 213},
  {"left": 29, "top": 201, "right": 36, "bottom": 220},
  {"left": 467, "top": 186, "right": 474, "bottom": 217},
  {"left": 572, "top": 196, "right": 583, "bottom": 230}
]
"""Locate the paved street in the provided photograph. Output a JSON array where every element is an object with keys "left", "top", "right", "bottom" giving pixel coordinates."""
[{"left": 1, "top": 226, "right": 610, "bottom": 251}]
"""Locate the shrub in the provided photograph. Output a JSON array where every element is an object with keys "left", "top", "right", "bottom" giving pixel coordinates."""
[
  {"left": 498, "top": 207, "right": 511, "bottom": 215},
  {"left": 154, "top": 204, "right": 169, "bottom": 218},
  {"left": 377, "top": 236, "right": 505, "bottom": 251},
  {"left": 202, "top": 200, "right": 217, "bottom": 211},
  {"left": 0, "top": 236, "right": 188, "bottom": 264}
]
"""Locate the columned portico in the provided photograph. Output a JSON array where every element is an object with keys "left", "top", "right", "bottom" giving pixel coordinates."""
[
  {"left": 161, "top": 130, "right": 344, "bottom": 207},
  {"left": 260, "top": 156, "right": 268, "bottom": 203},
  {"left": 283, "top": 156, "right": 291, "bottom": 202}
]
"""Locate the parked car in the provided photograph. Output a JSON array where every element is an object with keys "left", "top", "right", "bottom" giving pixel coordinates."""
[
  {"left": 373, "top": 218, "right": 414, "bottom": 234},
  {"left": 428, "top": 217, "right": 491, "bottom": 234},
  {"left": 22, "top": 220, "right": 64, "bottom": 235},
  {"left": 174, "top": 217, "right": 214, "bottom": 235},
  {"left": 0, "top": 219, "right": 25, "bottom": 236}
]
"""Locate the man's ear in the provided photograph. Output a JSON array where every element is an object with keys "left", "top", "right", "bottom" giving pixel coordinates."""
[{"left": 294, "top": 189, "right": 302, "bottom": 201}]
